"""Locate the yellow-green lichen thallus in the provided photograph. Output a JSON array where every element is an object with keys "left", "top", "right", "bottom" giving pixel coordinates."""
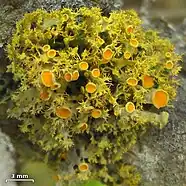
[{"left": 7, "top": 7, "right": 182, "bottom": 186}]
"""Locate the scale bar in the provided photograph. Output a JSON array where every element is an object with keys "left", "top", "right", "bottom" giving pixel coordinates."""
[{"left": 5, "top": 179, "right": 34, "bottom": 183}]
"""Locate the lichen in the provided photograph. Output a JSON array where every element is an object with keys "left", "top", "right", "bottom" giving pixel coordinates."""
[{"left": 7, "top": 7, "right": 181, "bottom": 186}]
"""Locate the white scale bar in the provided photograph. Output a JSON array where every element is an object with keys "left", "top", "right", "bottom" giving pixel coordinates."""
[{"left": 5, "top": 179, "right": 34, "bottom": 182}]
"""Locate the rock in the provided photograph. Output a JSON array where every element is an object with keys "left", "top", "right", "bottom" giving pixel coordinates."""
[{"left": 0, "top": 129, "right": 17, "bottom": 186}]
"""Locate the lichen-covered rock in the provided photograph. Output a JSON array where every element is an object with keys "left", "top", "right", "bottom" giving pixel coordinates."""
[
  {"left": 0, "top": 129, "right": 17, "bottom": 186},
  {"left": 127, "top": 2, "right": 186, "bottom": 185},
  {"left": 133, "top": 76, "right": 186, "bottom": 186},
  {"left": 0, "top": 0, "right": 122, "bottom": 44},
  {"left": 6, "top": 7, "right": 181, "bottom": 186}
]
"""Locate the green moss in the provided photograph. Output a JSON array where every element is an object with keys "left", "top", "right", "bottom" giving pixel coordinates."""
[
  {"left": 7, "top": 7, "right": 181, "bottom": 186},
  {"left": 20, "top": 161, "right": 56, "bottom": 186},
  {"left": 83, "top": 180, "right": 106, "bottom": 186}
]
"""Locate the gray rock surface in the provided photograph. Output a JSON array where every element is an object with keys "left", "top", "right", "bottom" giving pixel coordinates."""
[{"left": 0, "top": 129, "right": 17, "bottom": 186}]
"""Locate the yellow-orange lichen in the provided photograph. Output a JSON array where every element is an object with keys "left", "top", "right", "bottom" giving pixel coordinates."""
[
  {"left": 52, "top": 174, "right": 62, "bottom": 182},
  {"left": 64, "top": 72, "right": 72, "bottom": 82},
  {"left": 126, "top": 77, "right": 138, "bottom": 86},
  {"left": 124, "top": 51, "right": 131, "bottom": 59},
  {"left": 152, "top": 89, "right": 169, "bottom": 109},
  {"left": 126, "top": 25, "right": 133, "bottom": 35},
  {"left": 91, "top": 109, "right": 102, "bottom": 118},
  {"left": 60, "top": 152, "right": 67, "bottom": 160},
  {"left": 51, "top": 29, "right": 59, "bottom": 36},
  {"left": 79, "top": 62, "right": 89, "bottom": 70},
  {"left": 78, "top": 163, "right": 89, "bottom": 172},
  {"left": 72, "top": 70, "right": 79, "bottom": 81},
  {"left": 165, "top": 61, "right": 173, "bottom": 69},
  {"left": 47, "top": 49, "right": 56, "bottom": 58},
  {"left": 142, "top": 75, "right": 154, "bottom": 88},
  {"left": 63, "top": 14, "right": 69, "bottom": 21},
  {"left": 42, "top": 44, "right": 51, "bottom": 52},
  {"left": 103, "top": 48, "right": 113, "bottom": 61},
  {"left": 55, "top": 107, "right": 72, "bottom": 119},
  {"left": 51, "top": 82, "right": 61, "bottom": 90},
  {"left": 125, "top": 102, "right": 135, "bottom": 113},
  {"left": 85, "top": 82, "right": 97, "bottom": 93},
  {"left": 41, "top": 70, "right": 55, "bottom": 87},
  {"left": 79, "top": 123, "right": 88, "bottom": 132},
  {"left": 165, "top": 52, "right": 172, "bottom": 58},
  {"left": 130, "top": 38, "right": 139, "bottom": 48},
  {"left": 44, "top": 32, "right": 52, "bottom": 39},
  {"left": 91, "top": 68, "right": 101, "bottom": 77},
  {"left": 95, "top": 36, "right": 104, "bottom": 45},
  {"left": 39, "top": 90, "right": 50, "bottom": 101}
]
